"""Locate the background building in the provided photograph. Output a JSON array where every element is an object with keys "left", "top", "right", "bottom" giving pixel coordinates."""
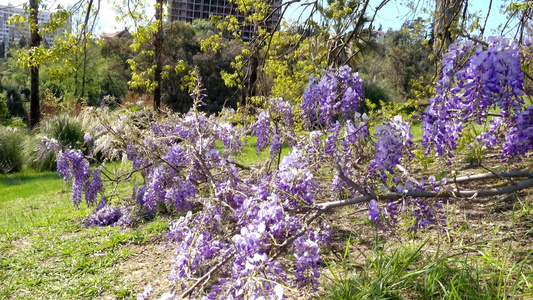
[
  {"left": 0, "top": 4, "right": 52, "bottom": 54},
  {"left": 167, "top": 0, "right": 281, "bottom": 40}
]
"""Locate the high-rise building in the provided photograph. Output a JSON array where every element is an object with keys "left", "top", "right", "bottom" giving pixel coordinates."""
[
  {"left": 0, "top": 4, "right": 52, "bottom": 54},
  {"left": 167, "top": 0, "right": 281, "bottom": 40}
]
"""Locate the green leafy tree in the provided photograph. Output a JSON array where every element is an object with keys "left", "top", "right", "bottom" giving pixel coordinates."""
[
  {"left": 100, "top": 31, "right": 134, "bottom": 100},
  {"left": 122, "top": 0, "right": 167, "bottom": 110},
  {"left": 8, "top": 1, "right": 71, "bottom": 126},
  {"left": 5, "top": 88, "right": 28, "bottom": 119},
  {"left": 0, "top": 92, "right": 9, "bottom": 121},
  {"left": 130, "top": 20, "right": 239, "bottom": 112},
  {"left": 40, "top": 39, "right": 109, "bottom": 106},
  {"left": 28, "top": 0, "right": 42, "bottom": 127},
  {"left": 262, "top": 23, "right": 323, "bottom": 106},
  {"left": 384, "top": 19, "right": 433, "bottom": 101}
]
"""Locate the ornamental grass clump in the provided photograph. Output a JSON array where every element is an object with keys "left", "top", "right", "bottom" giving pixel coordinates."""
[
  {"left": 0, "top": 126, "right": 26, "bottom": 173},
  {"left": 26, "top": 113, "right": 85, "bottom": 171}
]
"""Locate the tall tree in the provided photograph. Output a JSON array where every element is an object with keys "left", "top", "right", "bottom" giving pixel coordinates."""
[
  {"left": 29, "top": 0, "right": 42, "bottom": 128},
  {"left": 8, "top": 1, "right": 91, "bottom": 124},
  {"left": 432, "top": 0, "right": 463, "bottom": 66},
  {"left": 153, "top": 0, "right": 164, "bottom": 110}
]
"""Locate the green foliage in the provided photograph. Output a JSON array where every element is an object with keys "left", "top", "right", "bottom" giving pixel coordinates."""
[
  {"left": 0, "top": 93, "right": 9, "bottom": 121},
  {"left": 41, "top": 38, "right": 113, "bottom": 106},
  {"left": 39, "top": 114, "right": 84, "bottom": 149},
  {"left": 192, "top": 19, "right": 216, "bottom": 38},
  {"left": 4, "top": 88, "right": 28, "bottom": 120},
  {"left": 100, "top": 33, "right": 133, "bottom": 101},
  {"left": 9, "top": 117, "right": 26, "bottom": 129},
  {"left": 262, "top": 27, "right": 322, "bottom": 106},
  {"left": 0, "top": 51, "right": 30, "bottom": 91},
  {"left": 0, "top": 126, "right": 26, "bottom": 173},
  {"left": 128, "top": 20, "right": 240, "bottom": 113},
  {"left": 323, "top": 236, "right": 533, "bottom": 299},
  {"left": 384, "top": 19, "right": 433, "bottom": 102},
  {"left": 457, "top": 126, "right": 486, "bottom": 166},
  {"left": 8, "top": 5, "right": 72, "bottom": 69},
  {"left": 24, "top": 135, "right": 56, "bottom": 172},
  {"left": 361, "top": 80, "right": 391, "bottom": 113}
]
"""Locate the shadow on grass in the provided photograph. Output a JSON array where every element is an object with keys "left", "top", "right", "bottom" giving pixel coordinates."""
[
  {"left": 0, "top": 172, "right": 61, "bottom": 186},
  {"left": 0, "top": 171, "right": 66, "bottom": 203}
]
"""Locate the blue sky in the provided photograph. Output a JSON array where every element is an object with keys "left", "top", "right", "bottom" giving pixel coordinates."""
[
  {"left": 283, "top": 0, "right": 515, "bottom": 36},
  {"left": 6, "top": 0, "right": 515, "bottom": 35},
  {"left": 369, "top": 0, "right": 515, "bottom": 35}
]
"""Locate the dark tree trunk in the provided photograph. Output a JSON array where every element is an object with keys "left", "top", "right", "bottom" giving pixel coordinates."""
[
  {"left": 29, "top": 0, "right": 41, "bottom": 128},
  {"left": 153, "top": 0, "right": 164, "bottom": 111},
  {"left": 247, "top": 53, "right": 258, "bottom": 99}
]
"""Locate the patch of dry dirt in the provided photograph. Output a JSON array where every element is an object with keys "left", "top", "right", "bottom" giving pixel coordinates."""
[{"left": 115, "top": 237, "right": 175, "bottom": 299}]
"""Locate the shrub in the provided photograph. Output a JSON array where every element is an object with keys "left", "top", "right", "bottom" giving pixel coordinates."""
[
  {"left": 38, "top": 114, "right": 84, "bottom": 149},
  {"left": 0, "top": 92, "right": 8, "bottom": 122},
  {"left": 0, "top": 126, "right": 26, "bottom": 173},
  {"left": 24, "top": 134, "right": 57, "bottom": 172},
  {"left": 26, "top": 114, "right": 85, "bottom": 171},
  {"left": 361, "top": 80, "right": 391, "bottom": 112},
  {"left": 5, "top": 88, "right": 27, "bottom": 120}
]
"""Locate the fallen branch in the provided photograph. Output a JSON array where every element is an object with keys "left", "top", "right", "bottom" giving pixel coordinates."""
[
  {"left": 335, "top": 162, "right": 369, "bottom": 196},
  {"left": 178, "top": 252, "right": 236, "bottom": 299},
  {"left": 315, "top": 177, "right": 533, "bottom": 210},
  {"left": 439, "top": 171, "right": 533, "bottom": 185}
]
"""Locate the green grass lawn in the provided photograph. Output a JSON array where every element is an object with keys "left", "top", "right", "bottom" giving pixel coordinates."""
[
  {"left": 0, "top": 171, "right": 170, "bottom": 299},
  {"left": 0, "top": 137, "right": 289, "bottom": 299},
  {"left": 219, "top": 135, "right": 291, "bottom": 166},
  {"left": 1, "top": 137, "right": 532, "bottom": 299}
]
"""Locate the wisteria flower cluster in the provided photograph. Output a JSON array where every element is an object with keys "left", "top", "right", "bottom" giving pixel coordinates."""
[
  {"left": 422, "top": 36, "right": 531, "bottom": 162},
  {"left": 368, "top": 116, "right": 413, "bottom": 181},
  {"left": 50, "top": 41, "right": 533, "bottom": 299},
  {"left": 253, "top": 97, "right": 295, "bottom": 160},
  {"left": 55, "top": 148, "right": 102, "bottom": 207},
  {"left": 302, "top": 65, "right": 364, "bottom": 129},
  {"left": 85, "top": 199, "right": 133, "bottom": 227}
]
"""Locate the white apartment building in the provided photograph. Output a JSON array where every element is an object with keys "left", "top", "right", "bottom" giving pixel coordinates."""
[{"left": 0, "top": 4, "right": 52, "bottom": 54}]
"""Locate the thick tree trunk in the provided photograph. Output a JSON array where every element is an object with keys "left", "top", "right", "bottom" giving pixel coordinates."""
[
  {"left": 29, "top": 0, "right": 41, "bottom": 128},
  {"left": 433, "top": 0, "right": 463, "bottom": 76},
  {"left": 153, "top": 0, "right": 164, "bottom": 111},
  {"left": 247, "top": 53, "right": 258, "bottom": 99}
]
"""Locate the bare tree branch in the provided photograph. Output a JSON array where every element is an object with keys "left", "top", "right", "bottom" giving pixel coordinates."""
[
  {"left": 316, "top": 176, "right": 533, "bottom": 210},
  {"left": 335, "top": 162, "right": 369, "bottom": 196},
  {"left": 480, "top": 0, "right": 492, "bottom": 38},
  {"left": 179, "top": 252, "right": 236, "bottom": 299}
]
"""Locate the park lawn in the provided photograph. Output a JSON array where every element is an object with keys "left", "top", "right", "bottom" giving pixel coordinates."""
[
  {"left": 0, "top": 171, "right": 171, "bottom": 299},
  {"left": 0, "top": 148, "right": 532, "bottom": 299},
  {"left": 319, "top": 183, "right": 533, "bottom": 299},
  {"left": 217, "top": 135, "right": 291, "bottom": 166},
  {"left": 0, "top": 141, "right": 284, "bottom": 300}
]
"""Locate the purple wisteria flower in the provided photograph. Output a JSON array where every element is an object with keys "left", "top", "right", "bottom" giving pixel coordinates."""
[
  {"left": 422, "top": 36, "right": 529, "bottom": 162},
  {"left": 57, "top": 149, "right": 92, "bottom": 206},
  {"left": 302, "top": 66, "right": 364, "bottom": 129},
  {"left": 368, "top": 199, "right": 381, "bottom": 223},
  {"left": 37, "top": 136, "right": 61, "bottom": 159},
  {"left": 255, "top": 111, "right": 270, "bottom": 152},
  {"left": 368, "top": 116, "right": 413, "bottom": 181},
  {"left": 85, "top": 199, "right": 133, "bottom": 227},
  {"left": 84, "top": 168, "right": 102, "bottom": 206}
]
